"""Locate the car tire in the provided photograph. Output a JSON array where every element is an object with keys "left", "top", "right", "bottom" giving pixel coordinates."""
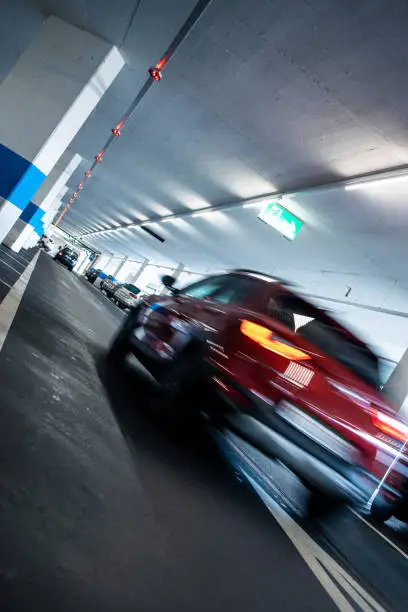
[
  {"left": 370, "top": 497, "right": 395, "bottom": 524},
  {"left": 149, "top": 344, "right": 206, "bottom": 422},
  {"left": 107, "top": 305, "right": 142, "bottom": 362},
  {"left": 307, "top": 489, "right": 343, "bottom": 520}
]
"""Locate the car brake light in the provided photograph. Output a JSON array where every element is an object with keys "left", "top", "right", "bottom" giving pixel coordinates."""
[
  {"left": 130, "top": 293, "right": 137, "bottom": 298},
  {"left": 240, "top": 320, "right": 310, "bottom": 361},
  {"left": 371, "top": 409, "right": 408, "bottom": 443}
]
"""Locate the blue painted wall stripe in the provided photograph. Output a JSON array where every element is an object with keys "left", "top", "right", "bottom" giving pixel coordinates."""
[
  {"left": 20, "top": 201, "right": 44, "bottom": 224},
  {"left": 19, "top": 202, "right": 46, "bottom": 234},
  {"left": 0, "top": 143, "right": 46, "bottom": 211}
]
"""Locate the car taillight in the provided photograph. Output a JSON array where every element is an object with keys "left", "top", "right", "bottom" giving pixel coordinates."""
[
  {"left": 130, "top": 293, "right": 137, "bottom": 298},
  {"left": 240, "top": 320, "right": 311, "bottom": 361},
  {"left": 371, "top": 409, "right": 408, "bottom": 443}
]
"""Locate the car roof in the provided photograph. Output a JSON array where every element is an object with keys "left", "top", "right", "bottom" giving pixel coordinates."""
[{"left": 230, "top": 269, "right": 294, "bottom": 286}]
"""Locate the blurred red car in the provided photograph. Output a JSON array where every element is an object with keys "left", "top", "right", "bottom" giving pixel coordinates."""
[{"left": 109, "top": 270, "right": 408, "bottom": 520}]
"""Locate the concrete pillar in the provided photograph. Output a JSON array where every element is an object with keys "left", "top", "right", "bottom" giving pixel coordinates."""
[
  {"left": 130, "top": 259, "right": 149, "bottom": 284},
  {"left": 41, "top": 187, "right": 69, "bottom": 233},
  {"left": 383, "top": 347, "right": 408, "bottom": 420},
  {"left": 0, "top": 16, "right": 124, "bottom": 244},
  {"left": 21, "top": 185, "right": 68, "bottom": 249},
  {"left": 111, "top": 257, "right": 128, "bottom": 280},
  {"left": 160, "top": 263, "right": 184, "bottom": 296},
  {"left": 4, "top": 152, "right": 81, "bottom": 251},
  {"left": 172, "top": 262, "right": 185, "bottom": 282},
  {"left": 92, "top": 254, "right": 105, "bottom": 270}
]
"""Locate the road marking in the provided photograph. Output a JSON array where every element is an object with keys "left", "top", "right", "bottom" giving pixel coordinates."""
[
  {"left": 245, "top": 473, "right": 387, "bottom": 612},
  {"left": 0, "top": 249, "right": 26, "bottom": 267},
  {"left": 0, "top": 279, "right": 12, "bottom": 289},
  {"left": 218, "top": 432, "right": 388, "bottom": 611},
  {"left": 0, "top": 252, "right": 40, "bottom": 353},
  {"left": 0, "top": 256, "right": 23, "bottom": 275},
  {"left": 351, "top": 509, "right": 408, "bottom": 561}
]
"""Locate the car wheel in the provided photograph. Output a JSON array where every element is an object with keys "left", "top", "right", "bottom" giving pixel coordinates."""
[
  {"left": 149, "top": 344, "right": 206, "bottom": 422},
  {"left": 370, "top": 497, "right": 395, "bottom": 524},
  {"left": 307, "top": 489, "right": 344, "bottom": 520},
  {"left": 107, "top": 305, "right": 142, "bottom": 362}
]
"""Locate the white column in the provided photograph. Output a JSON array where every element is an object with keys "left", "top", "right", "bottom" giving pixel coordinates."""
[
  {"left": 172, "top": 262, "right": 185, "bottom": 282},
  {"left": 384, "top": 347, "right": 408, "bottom": 419},
  {"left": 130, "top": 258, "right": 149, "bottom": 284},
  {"left": 94, "top": 255, "right": 114, "bottom": 289},
  {"left": 0, "top": 15, "right": 124, "bottom": 244},
  {"left": 41, "top": 187, "right": 69, "bottom": 233},
  {"left": 111, "top": 257, "right": 128, "bottom": 280},
  {"left": 4, "top": 152, "right": 82, "bottom": 251}
]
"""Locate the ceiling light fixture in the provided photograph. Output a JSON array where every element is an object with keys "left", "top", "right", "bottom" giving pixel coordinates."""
[
  {"left": 53, "top": 0, "right": 214, "bottom": 229},
  {"left": 192, "top": 209, "right": 214, "bottom": 218},
  {"left": 243, "top": 202, "right": 262, "bottom": 208},
  {"left": 345, "top": 174, "right": 408, "bottom": 191},
  {"left": 160, "top": 217, "right": 175, "bottom": 223}
]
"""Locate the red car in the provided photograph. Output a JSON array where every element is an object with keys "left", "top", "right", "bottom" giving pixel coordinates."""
[{"left": 109, "top": 269, "right": 408, "bottom": 520}]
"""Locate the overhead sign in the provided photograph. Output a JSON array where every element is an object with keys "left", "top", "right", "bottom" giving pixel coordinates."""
[{"left": 258, "top": 201, "right": 303, "bottom": 241}]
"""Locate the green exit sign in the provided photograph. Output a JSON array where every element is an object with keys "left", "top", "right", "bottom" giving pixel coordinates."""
[{"left": 258, "top": 201, "right": 303, "bottom": 241}]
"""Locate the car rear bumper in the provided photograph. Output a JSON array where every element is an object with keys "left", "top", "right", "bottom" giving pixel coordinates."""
[
  {"left": 55, "top": 256, "right": 73, "bottom": 266},
  {"left": 211, "top": 372, "right": 402, "bottom": 507},
  {"left": 116, "top": 298, "right": 136, "bottom": 308},
  {"left": 225, "top": 412, "right": 394, "bottom": 506}
]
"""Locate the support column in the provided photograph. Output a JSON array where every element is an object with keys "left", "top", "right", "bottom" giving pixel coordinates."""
[
  {"left": 172, "top": 262, "right": 185, "bottom": 282},
  {"left": 161, "top": 263, "right": 184, "bottom": 296},
  {"left": 41, "top": 187, "right": 69, "bottom": 233},
  {"left": 4, "top": 152, "right": 81, "bottom": 251},
  {"left": 130, "top": 259, "right": 149, "bottom": 284},
  {"left": 0, "top": 15, "right": 124, "bottom": 244},
  {"left": 111, "top": 257, "right": 128, "bottom": 280},
  {"left": 92, "top": 254, "right": 106, "bottom": 270},
  {"left": 383, "top": 347, "right": 408, "bottom": 419}
]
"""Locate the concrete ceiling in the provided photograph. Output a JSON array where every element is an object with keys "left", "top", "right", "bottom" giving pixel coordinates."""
[{"left": 3, "top": 0, "right": 408, "bottom": 292}]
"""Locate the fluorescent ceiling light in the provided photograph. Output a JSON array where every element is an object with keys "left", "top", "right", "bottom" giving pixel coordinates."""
[
  {"left": 160, "top": 217, "right": 175, "bottom": 223},
  {"left": 192, "top": 209, "right": 214, "bottom": 218},
  {"left": 345, "top": 174, "right": 408, "bottom": 191},
  {"left": 243, "top": 202, "right": 261, "bottom": 208}
]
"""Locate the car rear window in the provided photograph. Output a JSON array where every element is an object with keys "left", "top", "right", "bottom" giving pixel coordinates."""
[
  {"left": 124, "top": 284, "right": 140, "bottom": 293},
  {"left": 268, "top": 291, "right": 380, "bottom": 388},
  {"left": 64, "top": 248, "right": 78, "bottom": 258}
]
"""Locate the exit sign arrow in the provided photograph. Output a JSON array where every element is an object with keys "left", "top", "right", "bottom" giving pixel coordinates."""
[{"left": 258, "top": 201, "right": 303, "bottom": 240}]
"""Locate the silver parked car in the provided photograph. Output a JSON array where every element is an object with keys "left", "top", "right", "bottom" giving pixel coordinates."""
[
  {"left": 113, "top": 283, "right": 142, "bottom": 309},
  {"left": 100, "top": 276, "right": 118, "bottom": 297}
]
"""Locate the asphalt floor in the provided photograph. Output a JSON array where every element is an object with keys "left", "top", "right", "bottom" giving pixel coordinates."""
[
  {"left": 0, "top": 244, "right": 37, "bottom": 303},
  {"left": 1, "top": 251, "right": 407, "bottom": 611}
]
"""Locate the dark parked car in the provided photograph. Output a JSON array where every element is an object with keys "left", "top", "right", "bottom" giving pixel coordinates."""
[
  {"left": 54, "top": 246, "right": 79, "bottom": 271},
  {"left": 85, "top": 268, "right": 101, "bottom": 284},
  {"left": 108, "top": 269, "right": 408, "bottom": 520}
]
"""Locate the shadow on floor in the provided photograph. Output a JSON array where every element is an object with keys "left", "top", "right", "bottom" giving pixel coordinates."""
[{"left": 93, "top": 349, "right": 242, "bottom": 489}]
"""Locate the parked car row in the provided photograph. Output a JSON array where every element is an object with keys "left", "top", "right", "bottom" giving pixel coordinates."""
[
  {"left": 84, "top": 267, "right": 143, "bottom": 310},
  {"left": 108, "top": 269, "right": 408, "bottom": 523}
]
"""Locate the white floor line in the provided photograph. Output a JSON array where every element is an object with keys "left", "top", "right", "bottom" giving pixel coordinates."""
[
  {"left": 0, "top": 257, "right": 23, "bottom": 275},
  {"left": 0, "top": 278, "right": 12, "bottom": 289},
  {"left": 0, "top": 251, "right": 40, "bottom": 353},
  {"left": 351, "top": 509, "right": 408, "bottom": 561},
  {"left": 0, "top": 249, "right": 26, "bottom": 266},
  {"left": 245, "top": 472, "right": 387, "bottom": 612}
]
